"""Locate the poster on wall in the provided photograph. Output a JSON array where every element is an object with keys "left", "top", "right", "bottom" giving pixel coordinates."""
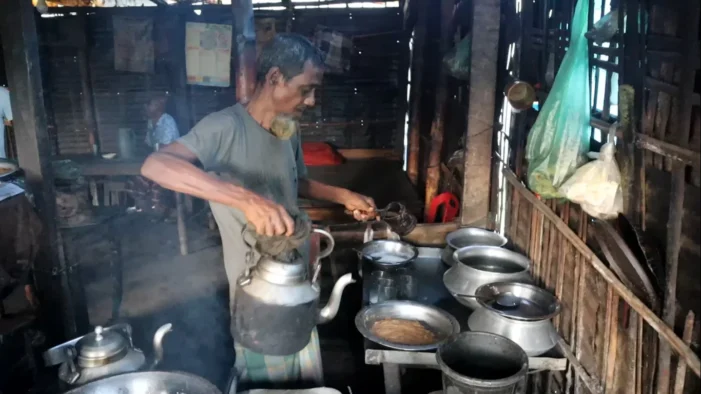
[
  {"left": 185, "top": 22, "right": 232, "bottom": 87},
  {"left": 113, "top": 16, "right": 154, "bottom": 73}
]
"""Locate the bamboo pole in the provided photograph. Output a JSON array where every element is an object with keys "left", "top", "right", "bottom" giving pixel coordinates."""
[
  {"left": 232, "top": 0, "right": 256, "bottom": 104},
  {"left": 423, "top": 0, "right": 453, "bottom": 218},
  {"left": 406, "top": 0, "right": 427, "bottom": 186},
  {"left": 656, "top": 1, "right": 700, "bottom": 392},
  {"left": 504, "top": 169, "right": 701, "bottom": 377}
]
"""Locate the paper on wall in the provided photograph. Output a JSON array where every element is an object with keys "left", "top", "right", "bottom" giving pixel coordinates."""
[
  {"left": 186, "top": 22, "right": 232, "bottom": 87},
  {"left": 113, "top": 16, "right": 154, "bottom": 73}
]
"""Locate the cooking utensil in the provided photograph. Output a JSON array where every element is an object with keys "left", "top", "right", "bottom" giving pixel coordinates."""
[
  {"left": 346, "top": 202, "right": 417, "bottom": 236},
  {"left": 505, "top": 80, "right": 536, "bottom": 112},
  {"left": 441, "top": 228, "right": 508, "bottom": 266},
  {"left": 358, "top": 239, "right": 418, "bottom": 269},
  {"left": 467, "top": 282, "right": 561, "bottom": 356},
  {"left": 64, "top": 371, "right": 223, "bottom": 394},
  {"left": 355, "top": 300, "right": 460, "bottom": 351},
  {"left": 234, "top": 228, "right": 355, "bottom": 356},
  {"left": 443, "top": 246, "right": 532, "bottom": 310},
  {"left": 453, "top": 293, "right": 520, "bottom": 309},
  {"left": 43, "top": 323, "right": 172, "bottom": 387},
  {"left": 436, "top": 332, "right": 528, "bottom": 393},
  {"left": 0, "top": 159, "right": 20, "bottom": 181}
]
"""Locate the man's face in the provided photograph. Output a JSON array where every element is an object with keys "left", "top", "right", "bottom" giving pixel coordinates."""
[{"left": 270, "top": 60, "right": 323, "bottom": 119}]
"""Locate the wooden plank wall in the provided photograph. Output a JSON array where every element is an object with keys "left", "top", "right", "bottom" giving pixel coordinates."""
[{"left": 503, "top": 170, "right": 699, "bottom": 394}]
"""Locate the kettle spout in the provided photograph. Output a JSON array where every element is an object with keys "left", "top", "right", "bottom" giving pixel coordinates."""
[
  {"left": 317, "top": 273, "right": 355, "bottom": 324},
  {"left": 151, "top": 323, "right": 173, "bottom": 369}
]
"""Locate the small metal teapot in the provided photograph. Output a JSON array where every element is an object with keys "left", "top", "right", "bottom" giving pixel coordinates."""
[
  {"left": 43, "top": 323, "right": 173, "bottom": 387},
  {"left": 233, "top": 229, "right": 356, "bottom": 356}
]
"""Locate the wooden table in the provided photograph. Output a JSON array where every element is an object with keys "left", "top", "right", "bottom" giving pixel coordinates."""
[{"left": 54, "top": 156, "right": 190, "bottom": 256}]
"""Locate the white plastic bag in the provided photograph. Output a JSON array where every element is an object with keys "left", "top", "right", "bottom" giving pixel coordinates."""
[{"left": 558, "top": 127, "right": 623, "bottom": 220}]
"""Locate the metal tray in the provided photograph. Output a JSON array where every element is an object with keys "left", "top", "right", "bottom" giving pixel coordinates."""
[
  {"left": 0, "top": 159, "right": 19, "bottom": 181},
  {"left": 355, "top": 300, "right": 460, "bottom": 352}
]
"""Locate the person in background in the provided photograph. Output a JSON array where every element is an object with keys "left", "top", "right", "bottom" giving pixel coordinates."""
[
  {"left": 140, "top": 34, "right": 376, "bottom": 389},
  {"left": 0, "top": 86, "right": 13, "bottom": 159},
  {"left": 127, "top": 95, "right": 180, "bottom": 218},
  {"left": 145, "top": 94, "right": 180, "bottom": 152}
]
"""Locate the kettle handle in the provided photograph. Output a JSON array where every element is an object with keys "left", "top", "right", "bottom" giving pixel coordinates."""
[{"left": 313, "top": 228, "right": 335, "bottom": 259}]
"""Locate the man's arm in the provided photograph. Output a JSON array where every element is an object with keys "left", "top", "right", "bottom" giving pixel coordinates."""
[
  {"left": 141, "top": 142, "right": 295, "bottom": 236},
  {"left": 298, "top": 178, "right": 376, "bottom": 221}
]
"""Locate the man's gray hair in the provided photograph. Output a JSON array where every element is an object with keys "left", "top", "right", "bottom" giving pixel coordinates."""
[{"left": 256, "top": 33, "right": 324, "bottom": 83}]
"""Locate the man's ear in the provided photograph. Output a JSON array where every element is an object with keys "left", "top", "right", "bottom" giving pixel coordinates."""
[{"left": 265, "top": 67, "right": 284, "bottom": 86}]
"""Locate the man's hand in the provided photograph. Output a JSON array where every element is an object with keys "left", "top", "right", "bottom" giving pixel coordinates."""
[
  {"left": 242, "top": 192, "right": 295, "bottom": 236},
  {"left": 341, "top": 190, "right": 377, "bottom": 221}
]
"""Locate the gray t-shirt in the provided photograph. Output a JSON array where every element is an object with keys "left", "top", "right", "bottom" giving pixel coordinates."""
[{"left": 178, "top": 104, "right": 309, "bottom": 308}]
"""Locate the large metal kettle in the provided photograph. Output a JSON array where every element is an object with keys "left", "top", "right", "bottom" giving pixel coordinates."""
[
  {"left": 233, "top": 229, "right": 355, "bottom": 356},
  {"left": 43, "top": 323, "right": 173, "bottom": 387}
]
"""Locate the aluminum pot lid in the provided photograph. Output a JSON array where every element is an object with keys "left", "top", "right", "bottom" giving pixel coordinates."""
[
  {"left": 76, "top": 326, "right": 128, "bottom": 364},
  {"left": 475, "top": 282, "right": 561, "bottom": 321}
]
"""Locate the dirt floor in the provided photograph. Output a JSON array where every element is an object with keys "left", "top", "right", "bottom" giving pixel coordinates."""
[{"left": 74, "top": 212, "right": 445, "bottom": 393}]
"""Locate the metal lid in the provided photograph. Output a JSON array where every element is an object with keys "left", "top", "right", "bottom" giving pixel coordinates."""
[
  {"left": 76, "top": 326, "right": 128, "bottom": 367},
  {"left": 475, "top": 282, "right": 561, "bottom": 321}
]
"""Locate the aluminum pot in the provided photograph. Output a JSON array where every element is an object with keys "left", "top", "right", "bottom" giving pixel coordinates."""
[
  {"left": 467, "top": 282, "right": 561, "bottom": 356},
  {"left": 443, "top": 246, "right": 532, "bottom": 310},
  {"left": 441, "top": 228, "right": 508, "bottom": 266},
  {"left": 436, "top": 332, "right": 528, "bottom": 394},
  {"left": 63, "top": 371, "right": 225, "bottom": 394}
]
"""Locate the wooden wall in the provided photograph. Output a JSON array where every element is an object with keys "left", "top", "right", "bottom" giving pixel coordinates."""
[{"left": 492, "top": 0, "right": 700, "bottom": 391}]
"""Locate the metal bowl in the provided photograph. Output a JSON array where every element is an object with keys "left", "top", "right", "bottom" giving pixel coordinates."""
[
  {"left": 442, "top": 228, "right": 508, "bottom": 266},
  {"left": 355, "top": 301, "right": 460, "bottom": 351},
  {"left": 0, "top": 159, "right": 20, "bottom": 181},
  {"left": 358, "top": 240, "right": 418, "bottom": 269}
]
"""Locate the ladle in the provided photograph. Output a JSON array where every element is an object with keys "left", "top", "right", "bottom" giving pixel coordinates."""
[{"left": 455, "top": 292, "right": 521, "bottom": 309}]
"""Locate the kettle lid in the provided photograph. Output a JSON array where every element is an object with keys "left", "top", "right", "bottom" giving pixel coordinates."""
[{"left": 76, "top": 326, "right": 129, "bottom": 367}]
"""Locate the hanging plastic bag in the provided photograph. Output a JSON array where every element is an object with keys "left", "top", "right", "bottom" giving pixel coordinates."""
[
  {"left": 525, "top": 0, "right": 591, "bottom": 199},
  {"left": 558, "top": 125, "right": 623, "bottom": 220},
  {"left": 443, "top": 34, "right": 471, "bottom": 80}
]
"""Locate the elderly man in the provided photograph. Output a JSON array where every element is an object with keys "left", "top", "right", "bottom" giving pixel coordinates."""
[{"left": 140, "top": 34, "right": 375, "bottom": 388}]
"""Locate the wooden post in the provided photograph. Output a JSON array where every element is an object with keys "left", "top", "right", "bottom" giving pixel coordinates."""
[
  {"left": 460, "top": 0, "right": 501, "bottom": 226},
  {"left": 656, "top": 1, "right": 700, "bottom": 393},
  {"left": 232, "top": 0, "right": 256, "bottom": 104},
  {"left": 0, "top": 0, "right": 86, "bottom": 339},
  {"left": 423, "top": 0, "right": 453, "bottom": 219},
  {"left": 76, "top": 13, "right": 100, "bottom": 156},
  {"left": 406, "top": 0, "right": 427, "bottom": 186}
]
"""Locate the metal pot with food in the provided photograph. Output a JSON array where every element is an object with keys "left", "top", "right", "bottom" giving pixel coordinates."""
[
  {"left": 467, "top": 282, "right": 561, "bottom": 356},
  {"left": 441, "top": 228, "right": 508, "bottom": 266},
  {"left": 43, "top": 323, "right": 173, "bottom": 387},
  {"left": 443, "top": 246, "right": 532, "bottom": 310}
]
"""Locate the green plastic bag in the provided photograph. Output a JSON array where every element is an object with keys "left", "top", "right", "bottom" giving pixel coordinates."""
[{"left": 525, "top": 0, "right": 591, "bottom": 199}]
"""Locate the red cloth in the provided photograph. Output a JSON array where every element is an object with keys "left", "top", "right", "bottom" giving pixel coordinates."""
[{"left": 302, "top": 142, "right": 344, "bottom": 166}]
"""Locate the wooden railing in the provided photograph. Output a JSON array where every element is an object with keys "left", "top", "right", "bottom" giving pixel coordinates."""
[{"left": 502, "top": 169, "right": 699, "bottom": 394}]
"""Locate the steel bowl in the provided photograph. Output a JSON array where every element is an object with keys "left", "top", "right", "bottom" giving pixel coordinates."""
[
  {"left": 355, "top": 300, "right": 460, "bottom": 351},
  {"left": 358, "top": 240, "right": 418, "bottom": 269},
  {"left": 442, "top": 228, "right": 508, "bottom": 266},
  {"left": 444, "top": 246, "right": 532, "bottom": 309}
]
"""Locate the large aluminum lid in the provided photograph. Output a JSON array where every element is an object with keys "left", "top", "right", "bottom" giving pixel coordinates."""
[
  {"left": 475, "top": 282, "right": 561, "bottom": 321},
  {"left": 76, "top": 326, "right": 128, "bottom": 367}
]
